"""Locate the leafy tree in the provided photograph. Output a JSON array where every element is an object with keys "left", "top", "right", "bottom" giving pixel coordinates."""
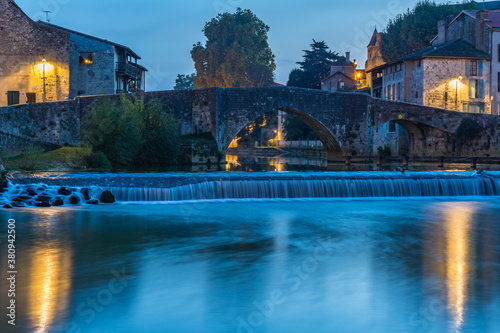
[
  {"left": 287, "top": 40, "right": 339, "bottom": 89},
  {"left": 82, "top": 96, "right": 182, "bottom": 167},
  {"left": 381, "top": 1, "right": 477, "bottom": 62},
  {"left": 283, "top": 114, "right": 318, "bottom": 140},
  {"left": 138, "top": 99, "right": 182, "bottom": 166},
  {"left": 82, "top": 96, "right": 142, "bottom": 167},
  {"left": 174, "top": 74, "right": 196, "bottom": 90},
  {"left": 191, "top": 8, "right": 276, "bottom": 88}
]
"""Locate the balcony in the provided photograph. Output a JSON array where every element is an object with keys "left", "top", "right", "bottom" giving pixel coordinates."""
[
  {"left": 115, "top": 62, "right": 138, "bottom": 78},
  {"left": 372, "top": 77, "right": 383, "bottom": 88}
]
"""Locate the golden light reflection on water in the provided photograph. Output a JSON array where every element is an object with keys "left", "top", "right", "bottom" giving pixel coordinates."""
[
  {"left": 28, "top": 212, "right": 73, "bottom": 333},
  {"left": 443, "top": 204, "right": 474, "bottom": 332}
]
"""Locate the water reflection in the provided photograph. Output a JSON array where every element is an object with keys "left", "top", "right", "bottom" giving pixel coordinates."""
[
  {"left": 443, "top": 204, "right": 474, "bottom": 332},
  {"left": 27, "top": 210, "right": 73, "bottom": 333}
]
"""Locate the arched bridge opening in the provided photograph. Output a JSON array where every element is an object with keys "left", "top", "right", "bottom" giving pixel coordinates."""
[{"left": 224, "top": 107, "right": 344, "bottom": 162}]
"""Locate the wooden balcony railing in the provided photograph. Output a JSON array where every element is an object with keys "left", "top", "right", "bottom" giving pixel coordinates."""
[{"left": 115, "top": 62, "right": 138, "bottom": 77}]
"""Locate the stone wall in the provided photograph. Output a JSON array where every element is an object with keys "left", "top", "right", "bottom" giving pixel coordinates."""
[
  {"left": 423, "top": 58, "right": 491, "bottom": 114},
  {"left": 0, "top": 99, "right": 80, "bottom": 152},
  {"left": 68, "top": 33, "right": 116, "bottom": 98},
  {"left": 0, "top": 0, "right": 71, "bottom": 107},
  {"left": 1, "top": 87, "right": 500, "bottom": 159}
]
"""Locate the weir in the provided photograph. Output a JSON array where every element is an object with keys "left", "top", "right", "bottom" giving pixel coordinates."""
[{"left": 2, "top": 171, "right": 500, "bottom": 205}]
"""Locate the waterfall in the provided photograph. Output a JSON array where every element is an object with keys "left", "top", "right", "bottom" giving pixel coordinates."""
[
  {"left": 109, "top": 177, "right": 499, "bottom": 202},
  {"left": 3, "top": 171, "right": 500, "bottom": 205}
]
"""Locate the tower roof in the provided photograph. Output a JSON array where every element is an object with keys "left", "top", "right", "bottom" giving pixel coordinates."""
[{"left": 368, "top": 28, "right": 378, "bottom": 47}]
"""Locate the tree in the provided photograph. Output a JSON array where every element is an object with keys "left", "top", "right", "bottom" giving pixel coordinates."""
[
  {"left": 191, "top": 8, "right": 276, "bottom": 88},
  {"left": 174, "top": 74, "right": 196, "bottom": 90},
  {"left": 287, "top": 40, "right": 338, "bottom": 89},
  {"left": 381, "top": 1, "right": 477, "bottom": 62},
  {"left": 138, "top": 99, "right": 182, "bottom": 166},
  {"left": 82, "top": 96, "right": 142, "bottom": 167},
  {"left": 82, "top": 96, "right": 182, "bottom": 167},
  {"left": 283, "top": 113, "right": 318, "bottom": 141}
]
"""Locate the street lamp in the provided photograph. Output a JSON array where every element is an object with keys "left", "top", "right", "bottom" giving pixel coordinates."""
[
  {"left": 42, "top": 58, "right": 46, "bottom": 102},
  {"left": 455, "top": 74, "right": 462, "bottom": 111}
]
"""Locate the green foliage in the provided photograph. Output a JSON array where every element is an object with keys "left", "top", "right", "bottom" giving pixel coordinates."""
[
  {"left": 377, "top": 145, "right": 392, "bottom": 157},
  {"left": 82, "top": 96, "right": 142, "bottom": 167},
  {"left": 381, "top": 1, "right": 477, "bottom": 62},
  {"left": 283, "top": 113, "right": 318, "bottom": 140},
  {"left": 82, "top": 96, "right": 182, "bottom": 168},
  {"left": 138, "top": 99, "right": 182, "bottom": 166},
  {"left": 174, "top": 74, "right": 196, "bottom": 90},
  {"left": 85, "top": 151, "right": 112, "bottom": 170},
  {"left": 287, "top": 40, "right": 339, "bottom": 89},
  {"left": 191, "top": 8, "right": 276, "bottom": 88},
  {"left": 455, "top": 117, "right": 482, "bottom": 143},
  {"left": 18, "top": 145, "right": 44, "bottom": 170}
]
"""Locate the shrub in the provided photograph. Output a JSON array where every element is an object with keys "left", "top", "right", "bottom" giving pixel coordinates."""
[
  {"left": 137, "top": 99, "right": 182, "bottom": 166},
  {"left": 82, "top": 96, "right": 183, "bottom": 168},
  {"left": 85, "top": 151, "right": 112, "bottom": 170},
  {"left": 377, "top": 145, "right": 391, "bottom": 157},
  {"left": 82, "top": 96, "right": 142, "bottom": 167},
  {"left": 18, "top": 145, "right": 43, "bottom": 170},
  {"left": 455, "top": 117, "right": 482, "bottom": 144}
]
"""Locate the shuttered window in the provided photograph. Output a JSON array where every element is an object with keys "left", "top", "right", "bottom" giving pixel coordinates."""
[{"left": 7, "top": 91, "right": 19, "bottom": 106}]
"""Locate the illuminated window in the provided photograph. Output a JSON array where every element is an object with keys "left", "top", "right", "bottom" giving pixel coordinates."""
[{"left": 79, "top": 52, "right": 93, "bottom": 65}]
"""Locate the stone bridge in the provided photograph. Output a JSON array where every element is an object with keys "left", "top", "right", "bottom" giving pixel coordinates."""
[{"left": 1, "top": 86, "right": 500, "bottom": 160}]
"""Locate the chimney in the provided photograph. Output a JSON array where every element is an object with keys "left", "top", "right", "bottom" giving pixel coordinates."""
[
  {"left": 476, "top": 10, "right": 489, "bottom": 52},
  {"left": 345, "top": 52, "right": 350, "bottom": 62},
  {"left": 436, "top": 19, "right": 447, "bottom": 45}
]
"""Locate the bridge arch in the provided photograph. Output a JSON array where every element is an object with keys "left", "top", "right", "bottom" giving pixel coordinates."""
[
  {"left": 375, "top": 119, "right": 454, "bottom": 156},
  {"left": 225, "top": 106, "right": 344, "bottom": 161}
]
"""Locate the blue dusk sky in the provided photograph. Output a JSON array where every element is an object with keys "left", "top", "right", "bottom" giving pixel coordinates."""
[{"left": 16, "top": 0, "right": 454, "bottom": 90}]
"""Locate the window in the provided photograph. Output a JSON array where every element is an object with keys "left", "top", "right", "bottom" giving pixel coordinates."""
[
  {"left": 26, "top": 93, "right": 36, "bottom": 104},
  {"left": 397, "top": 82, "right": 401, "bottom": 100},
  {"left": 388, "top": 121, "right": 396, "bottom": 133},
  {"left": 79, "top": 52, "right": 93, "bottom": 65},
  {"left": 470, "top": 61, "right": 478, "bottom": 76},
  {"left": 339, "top": 81, "right": 345, "bottom": 90},
  {"left": 466, "top": 60, "right": 483, "bottom": 76},
  {"left": 7, "top": 91, "right": 19, "bottom": 106},
  {"left": 418, "top": 60, "right": 422, "bottom": 67},
  {"left": 415, "top": 91, "right": 419, "bottom": 99},
  {"left": 469, "top": 104, "right": 485, "bottom": 114},
  {"left": 469, "top": 79, "right": 485, "bottom": 98}
]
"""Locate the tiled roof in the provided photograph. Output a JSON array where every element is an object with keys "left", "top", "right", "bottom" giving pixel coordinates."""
[
  {"left": 321, "top": 71, "right": 355, "bottom": 83},
  {"left": 331, "top": 56, "right": 354, "bottom": 67},
  {"left": 367, "top": 39, "right": 489, "bottom": 73},
  {"left": 400, "top": 38, "right": 490, "bottom": 61},
  {"left": 38, "top": 22, "right": 141, "bottom": 59}
]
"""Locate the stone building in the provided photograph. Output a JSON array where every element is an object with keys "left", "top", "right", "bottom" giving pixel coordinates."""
[
  {"left": 368, "top": 39, "right": 491, "bottom": 114},
  {"left": 0, "top": 0, "right": 146, "bottom": 107},
  {"left": 430, "top": 9, "right": 500, "bottom": 114},
  {"left": 365, "top": 28, "right": 385, "bottom": 89},
  {"left": 321, "top": 52, "right": 365, "bottom": 92}
]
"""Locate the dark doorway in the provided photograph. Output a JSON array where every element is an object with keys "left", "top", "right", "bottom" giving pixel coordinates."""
[{"left": 26, "top": 93, "right": 36, "bottom": 104}]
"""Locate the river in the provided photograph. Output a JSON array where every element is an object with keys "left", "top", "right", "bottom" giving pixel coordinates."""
[{"left": 1, "top": 171, "right": 500, "bottom": 333}]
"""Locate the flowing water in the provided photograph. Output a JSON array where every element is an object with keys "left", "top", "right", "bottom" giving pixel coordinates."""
[{"left": 1, "top": 172, "right": 500, "bottom": 333}]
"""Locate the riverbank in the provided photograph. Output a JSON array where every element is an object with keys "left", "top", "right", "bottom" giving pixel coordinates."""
[{"left": 1, "top": 147, "right": 90, "bottom": 172}]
